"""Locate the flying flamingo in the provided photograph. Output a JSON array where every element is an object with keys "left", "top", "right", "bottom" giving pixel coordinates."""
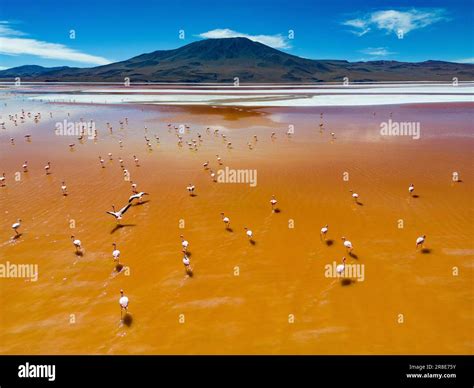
[
  {"left": 106, "top": 203, "right": 132, "bottom": 224},
  {"left": 128, "top": 191, "right": 148, "bottom": 203}
]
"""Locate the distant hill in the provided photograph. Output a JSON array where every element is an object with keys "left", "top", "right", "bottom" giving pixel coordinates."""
[{"left": 1, "top": 38, "right": 473, "bottom": 83}]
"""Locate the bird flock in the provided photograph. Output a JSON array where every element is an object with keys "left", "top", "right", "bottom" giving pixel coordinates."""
[{"left": 1, "top": 106, "right": 440, "bottom": 323}]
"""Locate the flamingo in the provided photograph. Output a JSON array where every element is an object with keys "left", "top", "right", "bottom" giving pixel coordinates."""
[
  {"left": 22, "top": 161, "right": 28, "bottom": 172},
  {"left": 44, "top": 162, "right": 51, "bottom": 175},
  {"left": 106, "top": 203, "right": 132, "bottom": 223},
  {"left": 130, "top": 181, "right": 138, "bottom": 194},
  {"left": 112, "top": 243, "right": 120, "bottom": 261},
  {"left": 133, "top": 155, "right": 139, "bottom": 166},
  {"left": 187, "top": 184, "right": 195, "bottom": 196},
  {"left": 210, "top": 169, "right": 216, "bottom": 182},
  {"left": 0, "top": 172, "right": 5, "bottom": 187},
  {"left": 341, "top": 237, "right": 353, "bottom": 253},
  {"left": 216, "top": 155, "right": 222, "bottom": 165},
  {"left": 108, "top": 152, "right": 113, "bottom": 161},
  {"left": 416, "top": 235, "right": 426, "bottom": 249},
  {"left": 270, "top": 195, "right": 277, "bottom": 212},
  {"left": 336, "top": 257, "right": 346, "bottom": 276},
  {"left": 320, "top": 224, "right": 328, "bottom": 240},
  {"left": 350, "top": 190, "right": 359, "bottom": 201},
  {"left": 180, "top": 235, "right": 189, "bottom": 251},
  {"left": 221, "top": 213, "right": 230, "bottom": 228},
  {"left": 203, "top": 161, "right": 209, "bottom": 169},
  {"left": 61, "top": 181, "right": 68, "bottom": 196},
  {"left": 98, "top": 156, "right": 105, "bottom": 168},
  {"left": 119, "top": 289, "right": 129, "bottom": 319},
  {"left": 71, "top": 236, "right": 82, "bottom": 252},
  {"left": 409, "top": 184, "right": 415, "bottom": 196},
  {"left": 128, "top": 191, "right": 148, "bottom": 203},
  {"left": 253, "top": 135, "right": 258, "bottom": 141},
  {"left": 182, "top": 251, "right": 191, "bottom": 271},
  {"left": 12, "top": 219, "right": 21, "bottom": 235},
  {"left": 244, "top": 227, "right": 253, "bottom": 240}
]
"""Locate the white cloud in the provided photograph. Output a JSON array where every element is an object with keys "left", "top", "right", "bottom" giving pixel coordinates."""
[
  {"left": 454, "top": 57, "right": 474, "bottom": 64},
  {"left": 198, "top": 29, "right": 291, "bottom": 49},
  {"left": 343, "top": 9, "right": 448, "bottom": 37},
  {"left": 0, "top": 21, "right": 111, "bottom": 65},
  {"left": 360, "top": 47, "right": 396, "bottom": 57}
]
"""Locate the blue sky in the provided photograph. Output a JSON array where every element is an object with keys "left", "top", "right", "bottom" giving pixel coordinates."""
[{"left": 0, "top": 0, "right": 473, "bottom": 69}]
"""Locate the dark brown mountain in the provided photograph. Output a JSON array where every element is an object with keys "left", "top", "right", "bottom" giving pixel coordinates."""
[{"left": 1, "top": 37, "right": 473, "bottom": 82}]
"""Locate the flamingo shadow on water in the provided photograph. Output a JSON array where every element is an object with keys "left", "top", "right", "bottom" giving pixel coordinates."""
[
  {"left": 110, "top": 224, "right": 136, "bottom": 234},
  {"left": 186, "top": 268, "right": 194, "bottom": 277},
  {"left": 355, "top": 201, "right": 364, "bottom": 206},
  {"left": 249, "top": 239, "right": 256, "bottom": 246},
  {"left": 412, "top": 194, "right": 420, "bottom": 198},
  {"left": 115, "top": 263, "right": 124, "bottom": 272},
  {"left": 12, "top": 233, "right": 23, "bottom": 240},
  {"left": 341, "top": 278, "right": 355, "bottom": 286},
  {"left": 421, "top": 248, "right": 432, "bottom": 254},
  {"left": 325, "top": 239, "right": 334, "bottom": 246},
  {"left": 74, "top": 250, "right": 84, "bottom": 257},
  {"left": 131, "top": 200, "right": 150, "bottom": 207},
  {"left": 272, "top": 208, "right": 281, "bottom": 214},
  {"left": 122, "top": 313, "right": 133, "bottom": 327},
  {"left": 349, "top": 252, "right": 359, "bottom": 259},
  {"left": 226, "top": 227, "right": 234, "bottom": 233}
]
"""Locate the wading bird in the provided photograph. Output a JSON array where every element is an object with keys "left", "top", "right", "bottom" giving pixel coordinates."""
[
  {"left": 61, "top": 181, "right": 68, "bottom": 196},
  {"left": 112, "top": 243, "right": 120, "bottom": 261},
  {"left": 12, "top": 219, "right": 21, "bottom": 235},
  {"left": 119, "top": 289, "right": 129, "bottom": 320},
  {"left": 270, "top": 195, "right": 277, "bottom": 212},
  {"left": 350, "top": 190, "right": 359, "bottom": 201},
  {"left": 244, "top": 227, "right": 253, "bottom": 240},
  {"left": 180, "top": 235, "right": 189, "bottom": 252},
  {"left": 71, "top": 236, "right": 82, "bottom": 252},
  {"left": 44, "top": 162, "right": 51, "bottom": 175},
  {"left": 409, "top": 184, "right": 415, "bottom": 196},
  {"left": 416, "top": 235, "right": 426, "bottom": 250},
  {"left": 320, "top": 224, "right": 328, "bottom": 240},
  {"left": 187, "top": 184, "right": 195, "bottom": 196},
  {"left": 221, "top": 213, "right": 230, "bottom": 229},
  {"left": 341, "top": 237, "right": 353, "bottom": 253},
  {"left": 336, "top": 257, "right": 346, "bottom": 275}
]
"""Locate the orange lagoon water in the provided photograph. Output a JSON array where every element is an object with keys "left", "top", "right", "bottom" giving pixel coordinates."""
[{"left": 0, "top": 97, "right": 473, "bottom": 354}]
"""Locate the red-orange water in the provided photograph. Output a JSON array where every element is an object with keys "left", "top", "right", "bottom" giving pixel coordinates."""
[{"left": 0, "top": 99, "right": 473, "bottom": 354}]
